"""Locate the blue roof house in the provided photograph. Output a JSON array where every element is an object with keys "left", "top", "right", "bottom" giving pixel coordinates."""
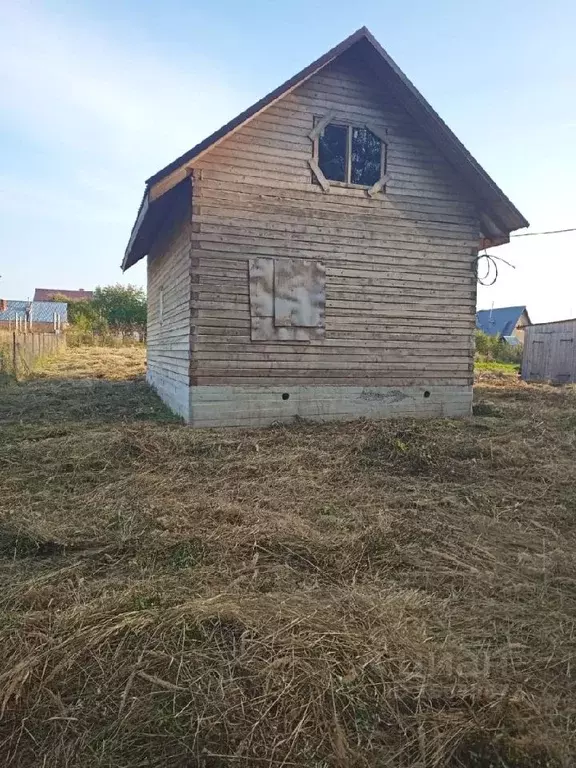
[
  {"left": 0, "top": 300, "right": 68, "bottom": 329},
  {"left": 476, "top": 305, "right": 531, "bottom": 343}
]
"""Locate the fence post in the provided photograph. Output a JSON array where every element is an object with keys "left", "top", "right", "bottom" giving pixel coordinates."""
[{"left": 12, "top": 331, "right": 17, "bottom": 379}]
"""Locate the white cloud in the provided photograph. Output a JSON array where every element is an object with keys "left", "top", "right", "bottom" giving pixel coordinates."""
[
  {"left": 1, "top": 2, "right": 573, "bottom": 323},
  {"left": 0, "top": 3, "right": 245, "bottom": 168},
  {"left": 0, "top": 2, "right": 252, "bottom": 296}
]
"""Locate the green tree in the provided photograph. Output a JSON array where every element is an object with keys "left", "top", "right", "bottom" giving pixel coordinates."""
[
  {"left": 92, "top": 285, "right": 147, "bottom": 332},
  {"left": 475, "top": 330, "right": 523, "bottom": 364},
  {"left": 52, "top": 295, "right": 108, "bottom": 333}
]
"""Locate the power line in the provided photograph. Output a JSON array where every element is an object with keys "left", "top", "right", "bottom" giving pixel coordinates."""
[
  {"left": 479, "top": 226, "right": 576, "bottom": 285},
  {"left": 475, "top": 252, "right": 515, "bottom": 287},
  {"left": 511, "top": 227, "right": 576, "bottom": 238}
]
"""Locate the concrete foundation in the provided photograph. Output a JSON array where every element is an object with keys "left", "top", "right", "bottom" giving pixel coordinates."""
[
  {"left": 147, "top": 368, "right": 190, "bottom": 421},
  {"left": 174, "top": 385, "right": 474, "bottom": 427}
]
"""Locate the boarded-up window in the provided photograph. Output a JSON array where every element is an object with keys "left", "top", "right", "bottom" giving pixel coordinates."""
[{"left": 249, "top": 258, "right": 325, "bottom": 342}]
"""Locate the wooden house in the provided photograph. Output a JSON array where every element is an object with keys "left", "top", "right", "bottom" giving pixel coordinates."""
[
  {"left": 522, "top": 319, "right": 576, "bottom": 383},
  {"left": 122, "top": 27, "right": 527, "bottom": 427},
  {"left": 476, "top": 306, "right": 532, "bottom": 344}
]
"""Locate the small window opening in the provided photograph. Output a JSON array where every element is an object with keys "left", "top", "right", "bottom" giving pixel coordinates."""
[
  {"left": 423, "top": 390, "right": 431, "bottom": 399},
  {"left": 351, "top": 127, "right": 381, "bottom": 186},
  {"left": 281, "top": 392, "right": 290, "bottom": 401},
  {"left": 316, "top": 121, "right": 383, "bottom": 186},
  {"left": 318, "top": 123, "right": 347, "bottom": 182}
]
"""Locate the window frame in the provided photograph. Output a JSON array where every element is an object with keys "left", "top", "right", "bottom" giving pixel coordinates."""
[{"left": 309, "top": 114, "right": 389, "bottom": 196}]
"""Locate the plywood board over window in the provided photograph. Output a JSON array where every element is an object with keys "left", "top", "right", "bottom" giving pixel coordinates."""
[
  {"left": 249, "top": 257, "right": 325, "bottom": 342},
  {"left": 275, "top": 259, "right": 325, "bottom": 327}
]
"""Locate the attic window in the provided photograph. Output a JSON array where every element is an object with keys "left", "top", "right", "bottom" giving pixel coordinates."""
[
  {"left": 318, "top": 123, "right": 347, "bottom": 182},
  {"left": 351, "top": 127, "right": 382, "bottom": 186},
  {"left": 309, "top": 115, "right": 389, "bottom": 196}
]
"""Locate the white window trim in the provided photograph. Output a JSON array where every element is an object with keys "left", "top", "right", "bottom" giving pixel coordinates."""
[{"left": 308, "top": 115, "right": 389, "bottom": 196}]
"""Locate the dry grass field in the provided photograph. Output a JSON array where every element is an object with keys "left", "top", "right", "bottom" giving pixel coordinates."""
[
  {"left": 34, "top": 344, "right": 147, "bottom": 380},
  {"left": 0, "top": 347, "right": 575, "bottom": 767}
]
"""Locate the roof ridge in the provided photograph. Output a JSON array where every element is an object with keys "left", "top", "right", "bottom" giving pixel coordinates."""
[
  {"left": 124, "top": 26, "right": 528, "bottom": 270},
  {"left": 145, "top": 26, "right": 373, "bottom": 186}
]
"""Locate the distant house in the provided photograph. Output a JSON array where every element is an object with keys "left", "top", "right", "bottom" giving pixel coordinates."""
[
  {"left": 476, "top": 306, "right": 531, "bottom": 344},
  {"left": 0, "top": 300, "right": 68, "bottom": 331},
  {"left": 33, "top": 288, "right": 93, "bottom": 302},
  {"left": 121, "top": 27, "right": 528, "bottom": 426}
]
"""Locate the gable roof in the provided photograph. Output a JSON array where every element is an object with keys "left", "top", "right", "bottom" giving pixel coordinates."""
[
  {"left": 476, "top": 306, "right": 530, "bottom": 337},
  {"left": 34, "top": 288, "right": 93, "bottom": 302},
  {"left": 526, "top": 316, "right": 576, "bottom": 328},
  {"left": 122, "top": 26, "right": 529, "bottom": 270},
  {"left": 0, "top": 300, "right": 68, "bottom": 324}
]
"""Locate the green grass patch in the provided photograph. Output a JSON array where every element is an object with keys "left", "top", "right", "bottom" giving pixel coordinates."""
[{"left": 475, "top": 360, "right": 520, "bottom": 374}]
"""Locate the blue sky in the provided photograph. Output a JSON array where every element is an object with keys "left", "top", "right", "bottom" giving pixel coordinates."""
[{"left": 1, "top": 0, "right": 575, "bottom": 321}]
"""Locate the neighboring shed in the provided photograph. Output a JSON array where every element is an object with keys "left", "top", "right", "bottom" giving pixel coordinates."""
[
  {"left": 476, "top": 306, "right": 531, "bottom": 343},
  {"left": 522, "top": 319, "right": 576, "bottom": 383},
  {"left": 0, "top": 300, "right": 68, "bottom": 332},
  {"left": 34, "top": 288, "right": 93, "bottom": 302},
  {"left": 121, "top": 26, "right": 528, "bottom": 427}
]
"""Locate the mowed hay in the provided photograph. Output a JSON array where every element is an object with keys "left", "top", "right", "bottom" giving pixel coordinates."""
[
  {"left": 0, "top": 355, "right": 575, "bottom": 767},
  {"left": 33, "top": 344, "right": 147, "bottom": 381}
]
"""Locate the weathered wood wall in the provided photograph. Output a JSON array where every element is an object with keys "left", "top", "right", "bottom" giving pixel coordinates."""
[
  {"left": 522, "top": 320, "right": 576, "bottom": 383},
  {"left": 512, "top": 309, "right": 531, "bottom": 344},
  {"left": 146, "top": 205, "right": 192, "bottom": 419},
  {"left": 181, "top": 48, "right": 478, "bottom": 425}
]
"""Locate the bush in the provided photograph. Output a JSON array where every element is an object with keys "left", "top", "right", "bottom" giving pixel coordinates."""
[
  {"left": 475, "top": 330, "right": 523, "bottom": 364},
  {"left": 55, "top": 285, "right": 146, "bottom": 338},
  {"left": 92, "top": 285, "right": 146, "bottom": 333},
  {"left": 66, "top": 329, "right": 145, "bottom": 348}
]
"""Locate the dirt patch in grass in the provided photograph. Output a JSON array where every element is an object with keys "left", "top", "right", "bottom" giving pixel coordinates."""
[{"left": 0, "top": 350, "right": 575, "bottom": 766}]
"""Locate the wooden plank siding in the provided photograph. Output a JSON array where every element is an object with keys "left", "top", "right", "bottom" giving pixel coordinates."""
[
  {"left": 146, "top": 209, "right": 192, "bottom": 419},
  {"left": 186, "top": 49, "right": 478, "bottom": 411},
  {"left": 522, "top": 320, "right": 576, "bottom": 383}
]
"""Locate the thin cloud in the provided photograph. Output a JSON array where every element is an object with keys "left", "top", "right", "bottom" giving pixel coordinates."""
[
  {"left": 0, "top": 2, "right": 252, "bottom": 296},
  {"left": 0, "top": 3, "right": 245, "bottom": 171}
]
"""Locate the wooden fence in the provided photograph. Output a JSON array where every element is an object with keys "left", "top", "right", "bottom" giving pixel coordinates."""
[{"left": 0, "top": 331, "right": 66, "bottom": 380}]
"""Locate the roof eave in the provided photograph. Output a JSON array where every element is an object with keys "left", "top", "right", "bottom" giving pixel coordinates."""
[
  {"left": 123, "top": 178, "right": 192, "bottom": 271},
  {"left": 122, "top": 25, "right": 529, "bottom": 270},
  {"left": 145, "top": 27, "right": 371, "bottom": 190},
  {"left": 357, "top": 29, "right": 529, "bottom": 233},
  {"left": 122, "top": 189, "right": 151, "bottom": 271}
]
